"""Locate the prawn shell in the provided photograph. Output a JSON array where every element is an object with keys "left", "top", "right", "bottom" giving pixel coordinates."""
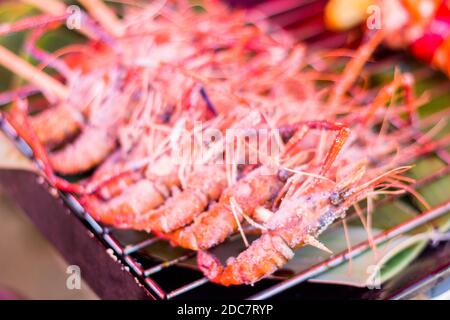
[
  {"left": 30, "top": 104, "right": 83, "bottom": 147},
  {"left": 137, "top": 166, "right": 227, "bottom": 233},
  {"left": 165, "top": 168, "right": 284, "bottom": 250},
  {"left": 50, "top": 126, "right": 117, "bottom": 175},
  {"left": 81, "top": 179, "right": 165, "bottom": 228}
]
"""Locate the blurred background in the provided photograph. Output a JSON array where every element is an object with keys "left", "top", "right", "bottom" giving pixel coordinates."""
[
  {"left": 0, "top": 0, "right": 96, "bottom": 299},
  {"left": 0, "top": 188, "right": 96, "bottom": 299}
]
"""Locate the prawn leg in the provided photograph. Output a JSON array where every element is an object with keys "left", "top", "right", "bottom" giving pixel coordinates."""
[
  {"left": 362, "top": 72, "right": 417, "bottom": 127},
  {"left": 283, "top": 120, "right": 351, "bottom": 175},
  {"left": 329, "top": 30, "right": 385, "bottom": 108}
]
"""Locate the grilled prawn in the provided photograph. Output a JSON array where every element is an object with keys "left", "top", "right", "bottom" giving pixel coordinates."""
[
  {"left": 135, "top": 165, "right": 228, "bottom": 233},
  {"left": 198, "top": 163, "right": 410, "bottom": 286},
  {"left": 157, "top": 166, "right": 285, "bottom": 250},
  {"left": 158, "top": 120, "right": 351, "bottom": 250}
]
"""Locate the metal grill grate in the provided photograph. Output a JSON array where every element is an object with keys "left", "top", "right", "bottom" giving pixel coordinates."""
[{"left": 1, "top": 0, "right": 449, "bottom": 300}]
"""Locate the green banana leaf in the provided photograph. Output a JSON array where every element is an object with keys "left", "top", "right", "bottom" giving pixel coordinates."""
[
  {"left": 408, "top": 156, "right": 450, "bottom": 232},
  {"left": 293, "top": 201, "right": 432, "bottom": 287},
  {"left": 310, "top": 232, "right": 428, "bottom": 287}
]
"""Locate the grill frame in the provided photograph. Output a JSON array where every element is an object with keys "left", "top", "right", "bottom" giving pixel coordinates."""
[{"left": 0, "top": 0, "right": 450, "bottom": 300}]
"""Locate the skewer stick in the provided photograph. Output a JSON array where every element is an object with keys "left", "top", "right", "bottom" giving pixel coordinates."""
[
  {"left": 78, "top": 0, "right": 124, "bottom": 37},
  {"left": 21, "top": 0, "right": 66, "bottom": 15},
  {"left": 0, "top": 14, "right": 69, "bottom": 36},
  {"left": 0, "top": 45, "right": 68, "bottom": 101},
  {"left": 20, "top": 0, "right": 114, "bottom": 44}
]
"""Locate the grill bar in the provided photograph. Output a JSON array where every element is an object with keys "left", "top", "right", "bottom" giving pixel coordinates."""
[
  {"left": 143, "top": 252, "right": 196, "bottom": 277},
  {"left": 145, "top": 278, "right": 167, "bottom": 300},
  {"left": 333, "top": 161, "right": 450, "bottom": 232},
  {"left": 390, "top": 265, "right": 450, "bottom": 300},
  {"left": 124, "top": 237, "right": 160, "bottom": 255}
]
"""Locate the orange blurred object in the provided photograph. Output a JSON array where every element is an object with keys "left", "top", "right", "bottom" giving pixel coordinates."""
[{"left": 325, "top": 0, "right": 450, "bottom": 75}]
